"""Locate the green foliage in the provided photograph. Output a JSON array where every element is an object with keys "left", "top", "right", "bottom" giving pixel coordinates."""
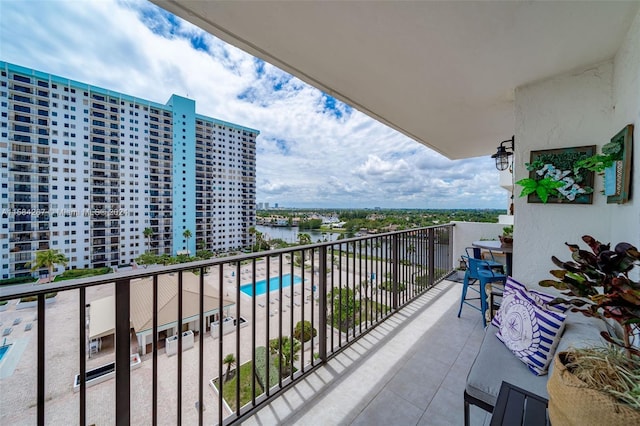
[
  {"left": 573, "top": 140, "right": 623, "bottom": 174},
  {"left": 213, "top": 360, "right": 263, "bottom": 412},
  {"left": 327, "top": 287, "right": 360, "bottom": 329},
  {"left": 502, "top": 225, "right": 513, "bottom": 237},
  {"left": 29, "top": 249, "right": 68, "bottom": 279},
  {"left": 195, "top": 249, "right": 214, "bottom": 260},
  {"left": 254, "top": 346, "right": 280, "bottom": 390},
  {"left": 0, "top": 276, "right": 37, "bottom": 286},
  {"left": 515, "top": 177, "right": 565, "bottom": 203},
  {"left": 20, "top": 292, "right": 57, "bottom": 303},
  {"left": 380, "top": 281, "right": 406, "bottom": 292},
  {"left": 55, "top": 267, "right": 111, "bottom": 281},
  {"left": 297, "top": 233, "right": 311, "bottom": 245},
  {"left": 269, "top": 336, "right": 301, "bottom": 376},
  {"left": 135, "top": 252, "right": 159, "bottom": 268},
  {"left": 269, "top": 238, "right": 290, "bottom": 249},
  {"left": 540, "top": 235, "right": 640, "bottom": 357},
  {"left": 414, "top": 274, "right": 430, "bottom": 289},
  {"left": 298, "top": 219, "right": 322, "bottom": 230},
  {"left": 223, "top": 353, "right": 236, "bottom": 383},
  {"left": 530, "top": 150, "right": 592, "bottom": 177},
  {"left": 293, "top": 320, "right": 317, "bottom": 342}
]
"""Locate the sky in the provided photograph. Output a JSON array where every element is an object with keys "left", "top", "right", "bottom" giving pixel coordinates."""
[{"left": 0, "top": 0, "right": 508, "bottom": 209}]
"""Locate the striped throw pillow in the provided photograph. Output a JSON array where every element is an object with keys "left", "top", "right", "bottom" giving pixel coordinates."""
[{"left": 496, "top": 288, "right": 567, "bottom": 375}]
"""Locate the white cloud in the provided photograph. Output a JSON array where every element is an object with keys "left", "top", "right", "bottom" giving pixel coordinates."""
[{"left": 0, "top": 0, "right": 508, "bottom": 209}]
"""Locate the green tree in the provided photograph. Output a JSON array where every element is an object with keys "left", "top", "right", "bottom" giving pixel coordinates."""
[
  {"left": 183, "top": 229, "right": 192, "bottom": 254},
  {"left": 29, "top": 249, "right": 68, "bottom": 282},
  {"left": 135, "top": 252, "right": 158, "bottom": 268},
  {"left": 143, "top": 227, "right": 154, "bottom": 253},
  {"left": 223, "top": 353, "right": 236, "bottom": 383},
  {"left": 293, "top": 320, "right": 317, "bottom": 342},
  {"left": 327, "top": 287, "right": 360, "bottom": 330},
  {"left": 269, "top": 337, "right": 301, "bottom": 376},
  {"left": 249, "top": 227, "right": 269, "bottom": 252},
  {"left": 298, "top": 233, "right": 311, "bottom": 246},
  {"left": 195, "top": 249, "right": 214, "bottom": 260},
  {"left": 269, "top": 238, "right": 289, "bottom": 249}
]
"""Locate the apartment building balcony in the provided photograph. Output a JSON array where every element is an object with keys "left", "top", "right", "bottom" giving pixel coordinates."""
[
  {"left": 10, "top": 155, "right": 33, "bottom": 163},
  {"left": 13, "top": 184, "right": 32, "bottom": 193},
  {"left": 0, "top": 224, "right": 481, "bottom": 425}
]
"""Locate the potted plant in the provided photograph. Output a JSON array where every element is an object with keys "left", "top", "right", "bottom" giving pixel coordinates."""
[
  {"left": 540, "top": 235, "right": 640, "bottom": 424},
  {"left": 499, "top": 225, "right": 513, "bottom": 247}
]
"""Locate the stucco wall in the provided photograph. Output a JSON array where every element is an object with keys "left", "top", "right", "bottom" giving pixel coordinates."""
[
  {"left": 451, "top": 221, "right": 505, "bottom": 267},
  {"left": 610, "top": 9, "right": 640, "bottom": 252},
  {"left": 512, "top": 9, "right": 640, "bottom": 284}
]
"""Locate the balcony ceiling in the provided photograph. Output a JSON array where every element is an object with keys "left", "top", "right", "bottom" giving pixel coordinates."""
[{"left": 152, "top": 1, "right": 639, "bottom": 160}]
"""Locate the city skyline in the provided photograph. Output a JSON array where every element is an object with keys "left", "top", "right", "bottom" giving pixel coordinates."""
[{"left": 0, "top": 0, "right": 508, "bottom": 209}]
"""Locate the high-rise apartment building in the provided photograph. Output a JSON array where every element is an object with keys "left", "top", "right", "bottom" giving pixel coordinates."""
[{"left": 0, "top": 62, "right": 258, "bottom": 279}]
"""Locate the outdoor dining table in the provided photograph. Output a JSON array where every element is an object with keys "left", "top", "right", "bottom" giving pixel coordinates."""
[{"left": 471, "top": 240, "right": 513, "bottom": 276}]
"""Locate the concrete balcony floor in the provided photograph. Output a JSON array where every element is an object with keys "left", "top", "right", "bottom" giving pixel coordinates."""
[{"left": 244, "top": 279, "right": 491, "bottom": 426}]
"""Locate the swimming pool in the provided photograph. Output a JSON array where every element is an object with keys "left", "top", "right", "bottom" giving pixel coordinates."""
[
  {"left": 240, "top": 274, "right": 302, "bottom": 297},
  {"left": 0, "top": 344, "right": 11, "bottom": 362}
]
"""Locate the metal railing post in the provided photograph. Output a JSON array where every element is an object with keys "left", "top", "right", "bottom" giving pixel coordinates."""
[
  {"left": 79, "top": 288, "right": 86, "bottom": 426},
  {"left": 37, "top": 293, "right": 45, "bottom": 426},
  {"left": 392, "top": 234, "right": 399, "bottom": 310},
  {"left": 318, "top": 247, "right": 327, "bottom": 361},
  {"left": 428, "top": 228, "right": 435, "bottom": 286},
  {"left": 115, "top": 278, "right": 131, "bottom": 425},
  {"left": 449, "top": 224, "right": 455, "bottom": 274}
]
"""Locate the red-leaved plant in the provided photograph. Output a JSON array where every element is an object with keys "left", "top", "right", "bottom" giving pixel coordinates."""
[{"left": 540, "top": 235, "right": 640, "bottom": 358}]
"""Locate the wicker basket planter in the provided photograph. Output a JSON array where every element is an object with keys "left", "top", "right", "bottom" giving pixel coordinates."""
[{"left": 547, "top": 351, "right": 640, "bottom": 426}]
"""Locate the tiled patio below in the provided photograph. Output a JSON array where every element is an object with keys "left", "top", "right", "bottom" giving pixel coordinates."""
[{"left": 244, "top": 279, "right": 491, "bottom": 425}]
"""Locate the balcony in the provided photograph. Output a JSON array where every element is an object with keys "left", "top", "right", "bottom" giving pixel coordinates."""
[{"left": 0, "top": 225, "right": 480, "bottom": 425}]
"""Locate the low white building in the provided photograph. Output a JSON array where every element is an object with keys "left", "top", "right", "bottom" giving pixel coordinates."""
[{"left": 88, "top": 272, "right": 235, "bottom": 355}]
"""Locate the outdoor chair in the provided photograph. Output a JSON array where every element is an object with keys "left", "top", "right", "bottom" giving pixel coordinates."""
[
  {"left": 465, "top": 247, "right": 504, "bottom": 274},
  {"left": 457, "top": 256, "right": 507, "bottom": 326}
]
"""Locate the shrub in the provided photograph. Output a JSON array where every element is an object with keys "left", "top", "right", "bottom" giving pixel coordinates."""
[
  {"left": 380, "top": 281, "right": 406, "bottom": 292},
  {"left": 0, "top": 300, "right": 8, "bottom": 306},
  {"left": 0, "top": 276, "right": 37, "bottom": 286},
  {"left": 55, "top": 267, "right": 112, "bottom": 281},
  {"left": 19, "top": 292, "right": 57, "bottom": 303},
  {"left": 293, "top": 320, "right": 317, "bottom": 343},
  {"left": 254, "top": 346, "right": 279, "bottom": 390}
]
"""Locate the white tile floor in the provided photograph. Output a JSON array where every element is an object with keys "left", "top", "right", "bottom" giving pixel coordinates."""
[{"left": 244, "top": 280, "right": 492, "bottom": 426}]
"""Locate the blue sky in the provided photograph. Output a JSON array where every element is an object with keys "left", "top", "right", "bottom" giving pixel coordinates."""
[{"left": 0, "top": 0, "right": 508, "bottom": 209}]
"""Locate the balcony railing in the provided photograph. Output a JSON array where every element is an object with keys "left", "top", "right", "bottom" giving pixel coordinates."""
[{"left": 0, "top": 225, "right": 453, "bottom": 425}]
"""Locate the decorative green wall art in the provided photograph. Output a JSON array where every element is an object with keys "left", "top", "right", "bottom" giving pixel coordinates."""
[{"left": 516, "top": 145, "right": 596, "bottom": 204}]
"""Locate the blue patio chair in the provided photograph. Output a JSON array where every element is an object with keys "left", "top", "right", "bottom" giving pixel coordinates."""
[
  {"left": 457, "top": 256, "right": 507, "bottom": 326},
  {"left": 464, "top": 247, "right": 504, "bottom": 273}
]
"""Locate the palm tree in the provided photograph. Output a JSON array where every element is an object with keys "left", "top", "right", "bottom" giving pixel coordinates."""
[
  {"left": 143, "top": 227, "right": 154, "bottom": 253},
  {"left": 29, "top": 249, "right": 68, "bottom": 282},
  {"left": 183, "top": 229, "right": 192, "bottom": 255},
  {"left": 223, "top": 353, "right": 236, "bottom": 382},
  {"left": 269, "top": 337, "right": 301, "bottom": 376},
  {"left": 298, "top": 233, "right": 311, "bottom": 246}
]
